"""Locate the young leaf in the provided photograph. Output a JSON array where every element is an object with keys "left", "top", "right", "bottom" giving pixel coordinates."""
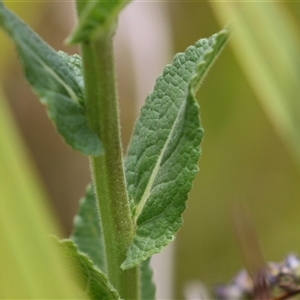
[
  {"left": 71, "top": 185, "right": 106, "bottom": 272},
  {"left": 122, "top": 29, "right": 229, "bottom": 269},
  {"left": 140, "top": 258, "right": 156, "bottom": 300},
  {"left": 68, "top": 0, "right": 131, "bottom": 44},
  {"left": 71, "top": 184, "right": 156, "bottom": 297},
  {"left": 0, "top": 2, "right": 103, "bottom": 156},
  {"left": 57, "top": 239, "right": 120, "bottom": 300}
]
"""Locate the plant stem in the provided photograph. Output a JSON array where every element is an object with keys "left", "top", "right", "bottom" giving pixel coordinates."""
[{"left": 80, "top": 35, "right": 139, "bottom": 299}]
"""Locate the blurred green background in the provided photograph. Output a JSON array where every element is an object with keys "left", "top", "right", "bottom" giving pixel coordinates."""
[{"left": 1, "top": 1, "right": 300, "bottom": 299}]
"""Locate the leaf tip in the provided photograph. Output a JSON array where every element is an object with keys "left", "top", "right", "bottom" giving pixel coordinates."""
[{"left": 120, "top": 258, "right": 139, "bottom": 271}]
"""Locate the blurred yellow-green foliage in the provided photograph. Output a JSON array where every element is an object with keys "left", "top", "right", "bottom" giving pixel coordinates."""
[
  {"left": 0, "top": 2, "right": 86, "bottom": 297},
  {"left": 1, "top": 1, "right": 300, "bottom": 299}
]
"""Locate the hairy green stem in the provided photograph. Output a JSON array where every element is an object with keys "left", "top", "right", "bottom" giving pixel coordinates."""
[{"left": 80, "top": 35, "right": 139, "bottom": 299}]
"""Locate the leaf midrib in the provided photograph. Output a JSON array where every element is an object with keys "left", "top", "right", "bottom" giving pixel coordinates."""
[
  {"left": 134, "top": 96, "right": 186, "bottom": 223},
  {"left": 35, "top": 53, "right": 80, "bottom": 103}
]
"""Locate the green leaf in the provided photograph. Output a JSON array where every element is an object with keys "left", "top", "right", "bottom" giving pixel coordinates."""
[
  {"left": 122, "top": 29, "right": 229, "bottom": 269},
  {"left": 71, "top": 184, "right": 106, "bottom": 272},
  {"left": 0, "top": 2, "right": 103, "bottom": 156},
  {"left": 71, "top": 184, "right": 157, "bottom": 297},
  {"left": 140, "top": 259, "right": 156, "bottom": 300},
  {"left": 57, "top": 239, "right": 120, "bottom": 300},
  {"left": 68, "top": 0, "right": 131, "bottom": 44},
  {"left": 58, "top": 51, "right": 84, "bottom": 92}
]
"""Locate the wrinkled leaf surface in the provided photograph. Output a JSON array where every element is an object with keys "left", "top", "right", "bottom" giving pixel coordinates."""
[{"left": 122, "top": 29, "right": 229, "bottom": 269}]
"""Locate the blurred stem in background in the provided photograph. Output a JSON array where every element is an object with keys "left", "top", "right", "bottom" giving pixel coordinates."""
[
  {"left": 174, "top": 1, "right": 300, "bottom": 298},
  {"left": 210, "top": 1, "right": 300, "bottom": 170}
]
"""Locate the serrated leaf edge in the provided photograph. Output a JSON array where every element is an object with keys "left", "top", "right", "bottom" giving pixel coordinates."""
[
  {"left": 122, "top": 29, "right": 230, "bottom": 270},
  {"left": 132, "top": 29, "right": 229, "bottom": 225}
]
